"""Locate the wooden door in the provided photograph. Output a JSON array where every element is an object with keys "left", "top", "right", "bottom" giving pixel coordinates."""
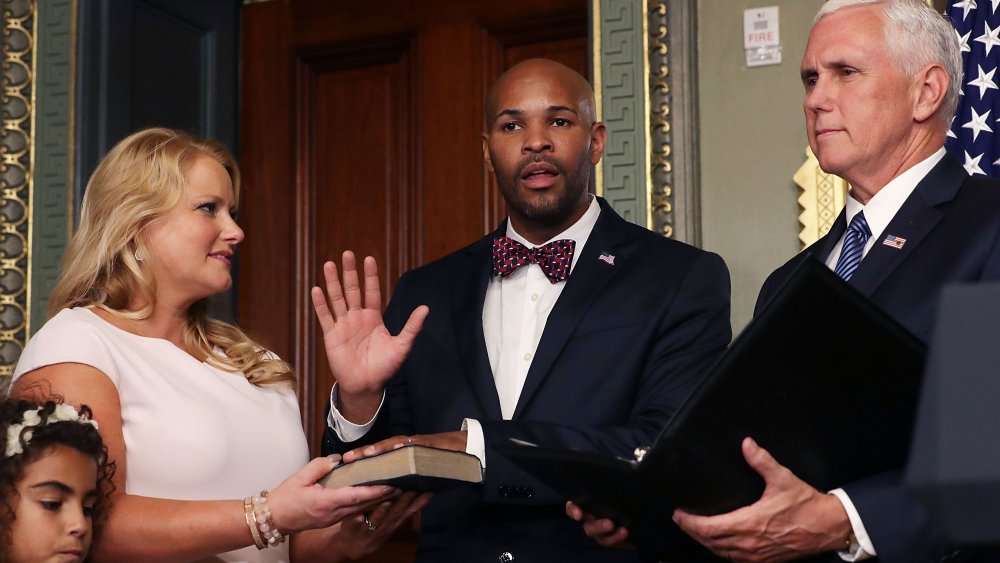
[
  {"left": 76, "top": 0, "right": 241, "bottom": 320},
  {"left": 240, "top": 2, "right": 587, "bottom": 559}
]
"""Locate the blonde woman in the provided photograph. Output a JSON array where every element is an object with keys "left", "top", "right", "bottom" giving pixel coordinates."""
[{"left": 10, "top": 128, "right": 427, "bottom": 562}]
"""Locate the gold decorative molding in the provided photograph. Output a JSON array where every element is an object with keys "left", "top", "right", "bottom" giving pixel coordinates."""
[
  {"left": 592, "top": 0, "right": 603, "bottom": 199},
  {"left": 641, "top": 0, "right": 654, "bottom": 231},
  {"left": 0, "top": 0, "right": 36, "bottom": 377},
  {"left": 591, "top": 0, "right": 678, "bottom": 238},
  {"left": 794, "top": 146, "right": 849, "bottom": 249},
  {"left": 648, "top": 0, "right": 672, "bottom": 238}
]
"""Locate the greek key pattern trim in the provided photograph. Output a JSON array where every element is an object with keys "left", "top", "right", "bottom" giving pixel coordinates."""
[
  {"left": 31, "top": 0, "right": 76, "bottom": 336},
  {"left": 594, "top": 0, "right": 675, "bottom": 237},
  {"left": 595, "top": 0, "right": 649, "bottom": 227}
]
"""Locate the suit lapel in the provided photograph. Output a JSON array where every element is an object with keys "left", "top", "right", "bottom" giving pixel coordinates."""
[
  {"left": 511, "top": 199, "right": 632, "bottom": 419},
  {"left": 451, "top": 232, "right": 504, "bottom": 420},
  {"left": 848, "top": 154, "right": 966, "bottom": 296}
]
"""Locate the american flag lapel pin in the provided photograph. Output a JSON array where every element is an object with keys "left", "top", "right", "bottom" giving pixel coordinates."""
[
  {"left": 882, "top": 235, "right": 907, "bottom": 250},
  {"left": 598, "top": 251, "right": 615, "bottom": 266}
]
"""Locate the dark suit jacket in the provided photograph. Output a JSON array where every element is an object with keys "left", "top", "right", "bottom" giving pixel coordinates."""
[
  {"left": 757, "top": 153, "right": 1000, "bottom": 563},
  {"left": 324, "top": 198, "right": 731, "bottom": 563}
]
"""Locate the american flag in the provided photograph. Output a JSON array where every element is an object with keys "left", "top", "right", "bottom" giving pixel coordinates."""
[
  {"left": 946, "top": 0, "right": 1000, "bottom": 176},
  {"left": 882, "top": 234, "right": 907, "bottom": 249}
]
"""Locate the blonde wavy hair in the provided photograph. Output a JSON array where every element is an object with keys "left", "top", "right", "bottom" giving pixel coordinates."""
[{"left": 48, "top": 127, "right": 294, "bottom": 387}]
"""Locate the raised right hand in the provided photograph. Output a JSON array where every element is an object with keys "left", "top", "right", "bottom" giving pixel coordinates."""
[
  {"left": 268, "top": 456, "right": 400, "bottom": 534},
  {"left": 311, "top": 251, "right": 428, "bottom": 402}
]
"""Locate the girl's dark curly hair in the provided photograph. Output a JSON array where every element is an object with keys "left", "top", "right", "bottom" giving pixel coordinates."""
[{"left": 0, "top": 398, "right": 116, "bottom": 561}]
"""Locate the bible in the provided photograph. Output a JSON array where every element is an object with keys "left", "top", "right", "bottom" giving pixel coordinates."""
[{"left": 319, "top": 444, "right": 483, "bottom": 491}]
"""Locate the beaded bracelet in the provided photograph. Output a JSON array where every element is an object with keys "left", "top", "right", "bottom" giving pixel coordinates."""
[
  {"left": 243, "top": 496, "right": 266, "bottom": 549},
  {"left": 252, "top": 490, "right": 286, "bottom": 547}
]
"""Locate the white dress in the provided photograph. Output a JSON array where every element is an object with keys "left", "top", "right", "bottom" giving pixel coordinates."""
[{"left": 13, "top": 308, "right": 310, "bottom": 563}]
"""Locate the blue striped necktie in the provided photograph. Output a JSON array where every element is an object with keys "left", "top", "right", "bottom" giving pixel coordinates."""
[{"left": 833, "top": 211, "right": 872, "bottom": 281}]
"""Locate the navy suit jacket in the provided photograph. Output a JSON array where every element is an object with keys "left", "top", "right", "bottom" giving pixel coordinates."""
[
  {"left": 324, "top": 198, "right": 731, "bottom": 562},
  {"left": 757, "top": 153, "right": 1000, "bottom": 563}
]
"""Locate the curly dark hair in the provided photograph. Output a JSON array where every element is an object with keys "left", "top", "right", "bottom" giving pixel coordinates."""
[{"left": 0, "top": 398, "right": 116, "bottom": 562}]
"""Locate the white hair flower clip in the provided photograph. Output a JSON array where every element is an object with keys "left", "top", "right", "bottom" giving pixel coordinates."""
[{"left": 4, "top": 404, "right": 99, "bottom": 458}]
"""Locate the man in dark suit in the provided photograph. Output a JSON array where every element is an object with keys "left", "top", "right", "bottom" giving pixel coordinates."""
[
  {"left": 576, "top": 1, "right": 1000, "bottom": 562},
  {"left": 312, "top": 58, "right": 732, "bottom": 561},
  {"left": 666, "top": 0, "right": 1000, "bottom": 562}
]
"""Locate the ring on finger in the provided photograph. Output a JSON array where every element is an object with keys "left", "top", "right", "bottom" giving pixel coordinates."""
[
  {"left": 363, "top": 513, "right": 377, "bottom": 531},
  {"left": 406, "top": 436, "right": 414, "bottom": 445}
]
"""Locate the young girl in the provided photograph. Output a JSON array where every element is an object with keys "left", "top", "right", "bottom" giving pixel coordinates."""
[{"left": 0, "top": 399, "right": 114, "bottom": 563}]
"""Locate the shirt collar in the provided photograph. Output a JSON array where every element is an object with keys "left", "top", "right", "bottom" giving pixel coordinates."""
[
  {"left": 504, "top": 194, "right": 600, "bottom": 273},
  {"left": 843, "top": 148, "right": 945, "bottom": 240}
]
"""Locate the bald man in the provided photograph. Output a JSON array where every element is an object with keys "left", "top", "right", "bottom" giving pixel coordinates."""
[{"left": 321, "top": 59, "right": 732, "bottom": 562}]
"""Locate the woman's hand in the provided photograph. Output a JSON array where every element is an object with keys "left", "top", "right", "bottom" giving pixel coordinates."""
[
  {"left": 268, "top": 456, "right": 400, "bottom": 534},
  {"left": 311, "top": 251, "right": 428, "bottom": 423}
]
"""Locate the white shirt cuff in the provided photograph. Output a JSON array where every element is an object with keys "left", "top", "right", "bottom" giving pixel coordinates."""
[
  {"left": 462, "top": 418, "right": 487, "bottom": 468},
  {"left": 829, "top": 488, "right": 877, "bottom": 561},
  {"left": 326, "top": 382, "right": 385, "bottom": 443}
]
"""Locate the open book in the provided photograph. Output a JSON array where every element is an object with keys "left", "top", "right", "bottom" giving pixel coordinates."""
[
  {"left": 495, "top": 258, "right": 926, "bottom": 557},
  {"left": 319, "top": 444, "right": 483, "bottom": 491}
]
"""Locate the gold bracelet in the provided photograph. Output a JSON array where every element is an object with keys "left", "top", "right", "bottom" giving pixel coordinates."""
[
  {"left": 244, "top": 496, "right": 266, "bottom": 550},
  {"left": 252, "top": 490, "right": 286, "bottom": 547}
]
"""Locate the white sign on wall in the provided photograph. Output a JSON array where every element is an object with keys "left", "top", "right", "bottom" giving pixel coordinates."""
[{"left": 744, "top": 6, "right": 782, "bottom": 67}]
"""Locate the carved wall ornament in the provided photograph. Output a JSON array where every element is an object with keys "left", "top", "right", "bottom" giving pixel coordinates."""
[{"left": 794, "top": 145, "right": 849, "bottom": 249}]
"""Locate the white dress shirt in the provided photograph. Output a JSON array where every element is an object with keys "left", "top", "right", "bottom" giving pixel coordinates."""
[
  {"left": 825, "top": 148, "right": 945, "bottom": 561},
  {"left": 328, "top": 196, "right": 602, "bottom": 468}
]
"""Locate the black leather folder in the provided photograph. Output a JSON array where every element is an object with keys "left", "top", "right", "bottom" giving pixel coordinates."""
[{"left": 495, "top": 257, "right": 926, "bottom": 555}]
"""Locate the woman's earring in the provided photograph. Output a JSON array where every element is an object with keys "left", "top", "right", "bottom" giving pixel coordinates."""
[{"left": 134, "top": 249, "right": 144, "bottom": 262}]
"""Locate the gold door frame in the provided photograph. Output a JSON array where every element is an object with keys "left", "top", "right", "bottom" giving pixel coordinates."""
[
  {"left": 0, "top": 0, "right": 37, "bottom": 377},
  {"left": 0, "top": 0, "right": 77, "bottom": 381}
]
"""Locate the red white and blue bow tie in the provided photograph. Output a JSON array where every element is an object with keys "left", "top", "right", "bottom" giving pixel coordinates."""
[{"left": 491, "top": 236, "right": 576, "bottom": 284}]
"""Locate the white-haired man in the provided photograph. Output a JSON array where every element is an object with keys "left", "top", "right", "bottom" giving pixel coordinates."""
[{"left": 571, "top": 1, "right": 1000, "bottom": 561}]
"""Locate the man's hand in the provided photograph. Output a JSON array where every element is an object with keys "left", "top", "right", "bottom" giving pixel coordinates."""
[
  {"left": 343, "top": 431, "right": 468, "bottom": 464},
  {"left": 329, "top": 491, "right": 432, "bottom": 560},
  {"left": 566, "top": 501, "right": 632, "bottom": 549},
  {"left": 311, "top": 251, "right": 428, "bottom": 423},
  {"left": 672, "top": 437, "right": 852, "bottom": 563}
]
